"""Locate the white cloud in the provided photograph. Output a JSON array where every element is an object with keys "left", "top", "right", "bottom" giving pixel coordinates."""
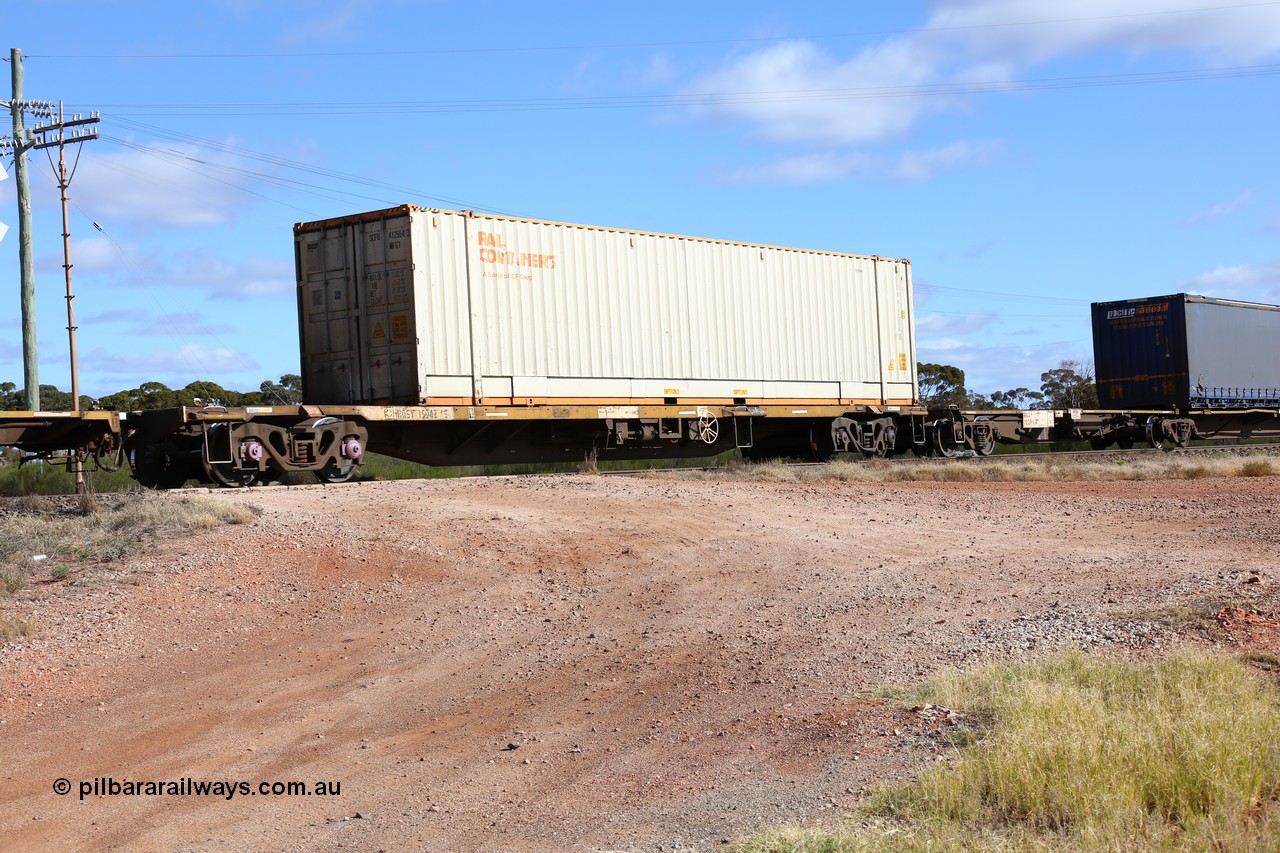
[
  {"left": 686, "top": 39, "right": 951, "bottom": 147},
  {"left": 133, "top": 312, "right": 236, "bottom": 337},
  {"left": 724, "top": 139, "right": 1003, "bottom": 184},
  {"left": 638, "top": 53, "right": 680, "bottom": 88},
  {"left": 895, "top": 139, "right": 1004, "bottom": 180},
  {"left": 79, "top": 343, "right": 261, "bottom": 377},
  {"left": 1181, "top": 189, "right": 1254, "bottom": 226},
  {"left": 36, "top": 236, "right": 122, "bottom": 275},
  {"left": 79, "top": 309, "right": 136, "bottom": 325},
  {"left": 168, "top": 251, "right": 294, "bottom": 298},
  {"left": 1181, "top": 259, "right": 1280, "bottom": 301},
  {"left": 37, "top": 238, "right": 292, "bottom": 299},
  {"left": 279, "top": 0, "right": 369, "bottom": 46},
  {"left": 76, "top": 141, "right": 258, "bottom": 228},
  {"left": 932, "top": 0, "right": 1280, "bottom": 65},
  {"left": 917, "top": 310, "right": 998, "bottom": 337},
  {"left": 682, "top": 1, "right": 1280, "bottom": 182},
  {"left": 723, "top": 151, "right": 875, "bottom": 184}
]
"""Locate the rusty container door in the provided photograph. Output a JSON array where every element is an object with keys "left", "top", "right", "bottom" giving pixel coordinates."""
[
  {"left": 297, "top": 221, "right": 361, "bottom": 403},
  {"left": 352, "top": 212, "right": 416, "bottom": 403}
]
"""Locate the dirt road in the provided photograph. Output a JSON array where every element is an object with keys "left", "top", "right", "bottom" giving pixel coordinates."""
[{"left": 2, "top": 474, "right": 1276, "bottom": 851}]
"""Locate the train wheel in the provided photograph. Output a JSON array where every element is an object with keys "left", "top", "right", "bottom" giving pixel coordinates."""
[
  {"left": 807, "top": 424, "right": 836, "bottom": 462},
  {"left": 932, "top": 424, "right": 958, "bottom": 458},
  {"left": 133, "top": 443, "right": 191, "bottom": 490},
  {"left": 316, "top": 463, "right": 358, "bottom": 484},
  {"left": 206, "top": 461, "right": 256, "bottom": 488},
  {"left": 741, "top": 444, "right": 778, "bottom": 463},
  {"left": 973, "top": 432, "right": 995, "bottom": 457}
]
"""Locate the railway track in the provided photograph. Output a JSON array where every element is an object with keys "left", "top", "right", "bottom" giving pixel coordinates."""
[
  {"left": 157, "top": 440, "right": 1280, "bottom": 491},
  {"left": 959, "top": 442, "right": 1280, "bottom": 463},
  {"left": 594, "top": 441, "right": 1280, "bottom": 477}
]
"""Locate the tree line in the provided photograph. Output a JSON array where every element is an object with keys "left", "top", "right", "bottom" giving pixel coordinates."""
[
  {"left": 0, "top": 375, "right": 304, "bottom": 412},
  {"left": 917, "top": 359, "right": 1099, "bottom": 410}
]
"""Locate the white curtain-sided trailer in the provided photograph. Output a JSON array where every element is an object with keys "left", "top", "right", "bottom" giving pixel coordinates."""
[{"left": 295, "top": 205, "right": 918, "bottom": 408}]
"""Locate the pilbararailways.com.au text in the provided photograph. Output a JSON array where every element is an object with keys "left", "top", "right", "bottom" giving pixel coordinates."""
[{"left": 57, "top": 777, "right": 342, "bottom": 801}]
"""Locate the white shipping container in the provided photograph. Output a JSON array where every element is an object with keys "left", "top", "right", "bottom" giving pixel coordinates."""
[{"left": 294, "top": 205, "right": 918, "bottom": 407}]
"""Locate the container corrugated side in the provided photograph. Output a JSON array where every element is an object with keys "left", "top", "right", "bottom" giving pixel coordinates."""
[
  {"left": 296, "top": 206, "right": 917, "bottom": 407},
  {"left": 1184, "top": 297, "right": 1280, "bottom": 405}
]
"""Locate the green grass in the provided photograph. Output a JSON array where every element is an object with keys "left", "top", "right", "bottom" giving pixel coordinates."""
[
  {"left": 729, "top": 650, "right": 1280, "bottom": 852},
  {"left": 0, "top": 449, "right": 739, "bottom": 494},
  {"left": 0, "top": 454, "right": 140, "bottom": 496},
  {"left": 355, "top": 450, "right": 736, "bottom": 481}
]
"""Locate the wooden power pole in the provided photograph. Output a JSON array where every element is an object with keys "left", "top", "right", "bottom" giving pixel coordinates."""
[
  {"left": 29, "top": 102, "right": 99, "bottom": 493},
  {"left": 3, "top": 49, "right": 100, "bottom": 493},
  {"left": 1, "top": 48, "right": 54, "bottom": 411}
]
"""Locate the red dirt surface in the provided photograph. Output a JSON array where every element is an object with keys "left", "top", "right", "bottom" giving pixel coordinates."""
[{"left": 2, "top": 474, "right": 1277, "bottom": 851}]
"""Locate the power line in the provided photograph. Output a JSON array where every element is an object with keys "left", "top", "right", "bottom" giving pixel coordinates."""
[
  {"left": 916, "top": 283, "right": 1088, "bottom": 305},
  {"left": 919, "top": 339, "right": 1084, "bottom": 353},
  {"left": 68, "top": 62, "right": 1280, "bottom": 117},
  {"left": 922, "top": 309, "right": 1077, "bottom": 319},
  {"left": 97, "top": 118, "right": 520, "bottom": 215},
  {"left": 28, "top": 2, "right": 1280, "bottom": 60},
  {"left": 72, "top": 207, "right": 282, "bottom": 392}
]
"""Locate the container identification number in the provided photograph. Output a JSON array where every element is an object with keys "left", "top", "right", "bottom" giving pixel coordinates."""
[{"left": 368, "top": 229, "right": 406, "bottom": 250}]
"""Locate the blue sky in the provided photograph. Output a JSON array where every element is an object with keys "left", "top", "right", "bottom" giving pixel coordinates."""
[{"left": 2, "top": 0, "right": 1279, "bottom": 401}]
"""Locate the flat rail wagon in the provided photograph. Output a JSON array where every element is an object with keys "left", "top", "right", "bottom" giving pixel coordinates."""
[{"left": 7, "top": 217, "right": 1280, "bottom": 487}]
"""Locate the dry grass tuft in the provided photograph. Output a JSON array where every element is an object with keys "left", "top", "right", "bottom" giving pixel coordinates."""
[
  {"left": 74, "top": 492, "right": 103, "bottom": 516},
  {"left": 106, "top": 494, "right": 259, "bottom": 535},
  {"left": 728, "top": 649, "right": 1280, "bottom": 852},
  {"left": 1240, "top": 459, "right": 1276, "bottom": 477},
  {"left": 578, "top": 447, "right": 600, "bottom": 475},
  {"left": 660, "top": 453, "right": 1280, "bottom": 485},
  {"left": 0, "top": 615, "right": 39, "bottom": 643},
  {"left": 1, "top": 494, "right": 260, "bottom": 640}
]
